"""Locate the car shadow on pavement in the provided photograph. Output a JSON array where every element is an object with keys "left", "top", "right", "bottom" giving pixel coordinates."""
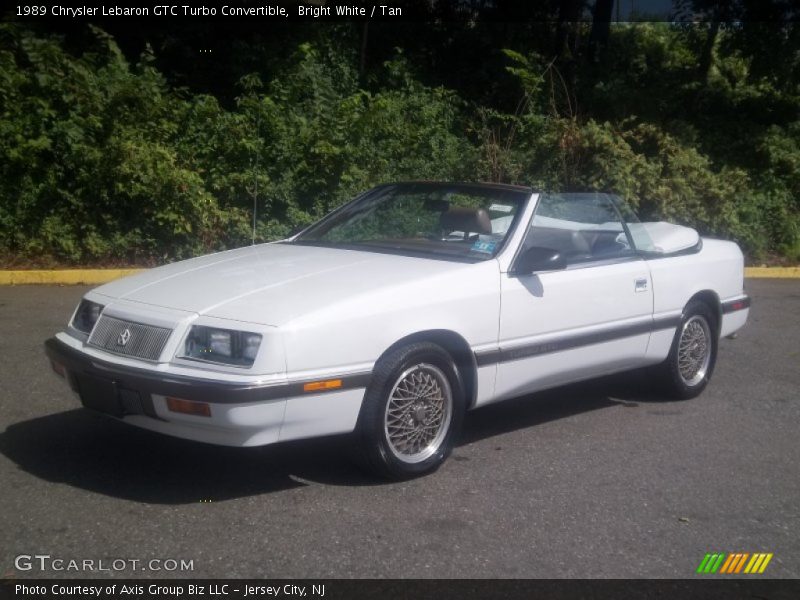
[
  {"left": 458, "top": 369, "right": 665, "bottom": 445},
  {"left": 0, "top": 371, "right": 664, "bottom": 504},
  {"left": 0, "top": 409, "right": 363, "bottom": 503}
]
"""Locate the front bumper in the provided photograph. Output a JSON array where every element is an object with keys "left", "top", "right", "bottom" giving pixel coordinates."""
[{"left": 45, "top": 337, "right": 369, "bottom": 447}]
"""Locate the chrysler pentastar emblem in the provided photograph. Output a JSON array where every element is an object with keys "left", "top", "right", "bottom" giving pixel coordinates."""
[{"left": 117, "top": 328, "right": 131, "bottom": 346}]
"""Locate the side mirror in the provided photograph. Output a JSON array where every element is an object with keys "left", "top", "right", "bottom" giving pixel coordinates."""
[{"left": 514, "top": 246, "right": 567, "bottom": 275}]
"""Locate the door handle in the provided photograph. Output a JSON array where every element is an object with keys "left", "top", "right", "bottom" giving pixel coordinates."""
[{"left": 635, "top": 277, "right": 648, "bottom": 292}]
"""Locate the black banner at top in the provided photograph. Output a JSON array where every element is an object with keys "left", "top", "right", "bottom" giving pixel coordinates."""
[{"left": 4, "top": 1, "right": 800, "bottom": 24}]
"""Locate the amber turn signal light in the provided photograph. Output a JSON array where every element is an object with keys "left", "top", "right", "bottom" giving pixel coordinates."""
[
  {"left": 166, "top": 397, "right": 212, "bottom": 417},
  {"left": 302, "top": 379, "right": 343, "bottom": 392}
]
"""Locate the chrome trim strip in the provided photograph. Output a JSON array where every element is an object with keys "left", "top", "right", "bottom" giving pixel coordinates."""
[{"left": 474, "top": 315, "right": 681, "bottom": 366}]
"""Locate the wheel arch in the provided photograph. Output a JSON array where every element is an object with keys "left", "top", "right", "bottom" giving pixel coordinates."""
[
  {"left": 376, "top": 330, "right": 478, "bottom": 409},
  {"left": 684, "top": 290, "right": 722, "bottom": 336}
]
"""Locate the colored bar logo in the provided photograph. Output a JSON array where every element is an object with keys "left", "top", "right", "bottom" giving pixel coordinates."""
[{"left": 696, "top": 552, "right": 773, "bottom": 574}]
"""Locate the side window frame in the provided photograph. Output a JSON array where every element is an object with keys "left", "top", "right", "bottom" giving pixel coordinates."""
[
  {"left": 512, "top": 192, "right": 639, "bottom": 271},
  {"left": 609, "top": 195, "right": 642, "bottom": 254}
]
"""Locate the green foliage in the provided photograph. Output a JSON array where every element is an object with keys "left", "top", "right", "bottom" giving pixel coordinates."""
[
  {"left": 0, "top": 21, "right": 797, "bottom": 264},
  {"left": 0, "top": 24, "right": 248, "bottom": 263}
]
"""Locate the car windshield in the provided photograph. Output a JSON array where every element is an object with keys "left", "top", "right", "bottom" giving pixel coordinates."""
[{"left": 291, "top": 183, "right": 529, "bottom": 261}]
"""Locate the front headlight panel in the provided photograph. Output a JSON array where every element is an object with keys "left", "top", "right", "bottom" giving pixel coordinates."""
[
  {"left": 182, "top": 325, "right": 262, "bottom": 368},
  {"left": 71, "top": 299, "right": 104, "bottom": 335}
]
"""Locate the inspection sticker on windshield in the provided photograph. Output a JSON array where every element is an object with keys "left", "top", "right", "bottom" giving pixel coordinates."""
[
  {"left": 471, "top": 240, "right": 496, "bottom": 254},
  {"left": 489, "top": 203, "right": 513, "bottom": 213}
]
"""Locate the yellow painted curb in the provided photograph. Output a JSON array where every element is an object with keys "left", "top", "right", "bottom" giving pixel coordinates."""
[
  {"left": 745, "top": 267, "right": 800, "bottom": 279},
  {"left": 0, "top": 269, "right": 144, "bottom": 285}
]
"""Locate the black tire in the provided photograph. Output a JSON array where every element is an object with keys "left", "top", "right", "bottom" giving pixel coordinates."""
[
  {"left": 653, "top": 299, "right": 718, "bottom": 399},
  {"left": 354, "top": 342, "right": 465, "bottom": 480}
]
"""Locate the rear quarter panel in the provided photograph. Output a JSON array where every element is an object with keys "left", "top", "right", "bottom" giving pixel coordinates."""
[
  {"left": 648, "top": 238, "right": 745, "bottom": 315},
  {"left": 645, "top": 237, "right": 747, "bottom": 362}
]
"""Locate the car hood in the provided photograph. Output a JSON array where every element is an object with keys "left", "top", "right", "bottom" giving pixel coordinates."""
[{"left": 93, "top": 243, "right": 474, "bottom": 326}]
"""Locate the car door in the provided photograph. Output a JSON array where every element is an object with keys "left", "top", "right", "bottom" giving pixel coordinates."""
[{"left": 488, "top": 192, "right": 654, "bottom": 404}]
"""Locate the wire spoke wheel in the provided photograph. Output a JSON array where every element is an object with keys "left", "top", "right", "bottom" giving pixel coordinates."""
[
  {"left": 384, "top": 363, "right": 453, "bottom": 464},
  {"left": 677, "top": 315, "right": 712, "bottom": 387}
]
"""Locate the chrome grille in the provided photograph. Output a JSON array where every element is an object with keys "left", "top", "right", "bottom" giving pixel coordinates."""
[{"left": 88, "top": 315, "right": 172, "bottom": 361}]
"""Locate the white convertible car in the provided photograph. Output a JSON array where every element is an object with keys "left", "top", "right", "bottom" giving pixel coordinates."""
[{"left": 46, "top": 183, "right": 750, "bottom": 478}]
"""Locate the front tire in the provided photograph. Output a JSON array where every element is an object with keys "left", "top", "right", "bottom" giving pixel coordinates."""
[
  {"left": 655, "top": 300, "right": 718, "bottom": 399},
  {"left": 355, "top": 342, "right": 465, "bottom": 479}
]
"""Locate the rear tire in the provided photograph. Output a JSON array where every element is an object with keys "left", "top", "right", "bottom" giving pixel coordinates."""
[
  {"left": 654, "top": 300, "right": 718, "bottom": 399},
  {"left": 355, "top": 342, "right": 465, "bottom": 479}
]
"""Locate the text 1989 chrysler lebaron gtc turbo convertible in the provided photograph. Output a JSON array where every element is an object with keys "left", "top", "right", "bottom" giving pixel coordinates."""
[{"left": 45, "top": 183, "right": 750, "bottom": 478}]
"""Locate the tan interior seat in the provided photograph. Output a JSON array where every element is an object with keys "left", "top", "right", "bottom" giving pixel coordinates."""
[{"left": 440, "top": 208, "right": 493, "bottom": 237}]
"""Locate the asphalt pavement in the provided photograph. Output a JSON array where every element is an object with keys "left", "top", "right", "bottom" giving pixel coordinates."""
[{"left": 0, "top": 280, "right": 798, "bottom": 579}]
